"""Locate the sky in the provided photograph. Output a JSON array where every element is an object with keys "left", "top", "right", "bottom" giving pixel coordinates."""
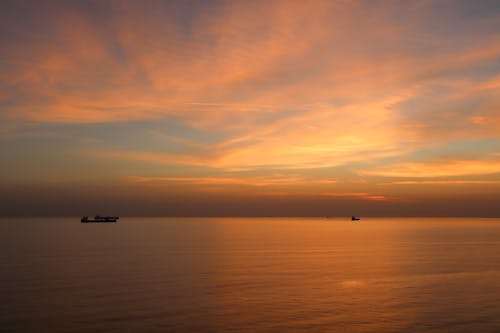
[{"left": 1, "top": 0, "right": 500, "bottom": 217}]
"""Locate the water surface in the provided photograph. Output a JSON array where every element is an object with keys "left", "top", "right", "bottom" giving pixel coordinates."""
[{"left": 1, "top": 217, "right": 500, "bottom": 332}]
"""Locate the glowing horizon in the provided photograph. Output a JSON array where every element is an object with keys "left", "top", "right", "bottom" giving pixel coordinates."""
[{"left": 1, "top": 0, "right": 499, "bottom": 216}]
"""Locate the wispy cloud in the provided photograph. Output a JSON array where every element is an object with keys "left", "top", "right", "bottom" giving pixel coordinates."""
[
  {"left": 361, "top": 159, "right": 500, "bottom": 178},
  {"left": 382, "top": 180, "right": 500, "bottom": 185},
  {"left": 127, "top": 175, "right": 337, "bottom": 187},
  {"left": 126, "top": 175, "right": 406, "bottom": 202},
  {"left": 251, "top": 191, "right": 406, "bottom": 202},
  {"left": 322, "top": 192, "right": 400, "bottom": 202}
]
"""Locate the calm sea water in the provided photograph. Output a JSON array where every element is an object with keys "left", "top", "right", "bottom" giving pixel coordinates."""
[{"left": 1, "top": 217, "right": 500, "bottom": 332}]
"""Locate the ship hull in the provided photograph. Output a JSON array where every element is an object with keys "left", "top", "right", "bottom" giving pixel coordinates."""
[
  {"left": 81, "top": 219, "right": 117, "bottom": 223},
  {"left": 81, "top": 216, "right": 119, "bottom": 223}
]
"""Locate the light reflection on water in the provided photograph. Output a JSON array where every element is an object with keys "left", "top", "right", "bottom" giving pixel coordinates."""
[{"left": 1, "top": 217, "right": 500, "bottom": 332}]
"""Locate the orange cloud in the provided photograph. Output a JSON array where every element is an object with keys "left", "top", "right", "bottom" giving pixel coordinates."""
[
  {"left": 125, "top": 175, "right": 407, "bottom": 202},
  {"left": 127, "top": 175, "right": 337, "bottom": 187},
  {"left": 86, "top": 150, "right": 212, "bottom": 168},
  {"left": 323, "top": 192, "right": 397, "bottom": 202},
  {"left": 382, "top": 180, "right": 500, "bottom": 185},
  {"left": 256, "top": 190, "right": 404, "bottom": 202},
  {"left": 3, "top": 0, "right": 499, "bottom": 134},
  {"left": 361, "top": 159, "right": 500, "bottom": 178}
]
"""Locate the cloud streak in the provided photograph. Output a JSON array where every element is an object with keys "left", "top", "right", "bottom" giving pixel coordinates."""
[
  {"left": 360, "top": 159, "right": 500, "bottom": 178},
  {"left": 127, "top": 175, "right": 337, "bottom": 187}
]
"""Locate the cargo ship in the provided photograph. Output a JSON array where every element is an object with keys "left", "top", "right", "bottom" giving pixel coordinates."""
[{"left": 81, "top": 215, "right": 119, "bottom": 223}]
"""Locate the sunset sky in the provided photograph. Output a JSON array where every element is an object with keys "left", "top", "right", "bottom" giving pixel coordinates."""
[{"left": 1, "top": 0, "right": 499, "bottom": 216}]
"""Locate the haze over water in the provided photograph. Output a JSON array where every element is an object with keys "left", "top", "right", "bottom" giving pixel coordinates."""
[{"left": 2, "top": 217, "right": 500, "bottom": 332}]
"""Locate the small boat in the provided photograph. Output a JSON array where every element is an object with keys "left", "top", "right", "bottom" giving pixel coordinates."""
[
  {"left": 81, "top": 215, "right": 119, "bottom": 223},
  {"left": 351, "top": 216, "right": 361, "bottom": 221}
]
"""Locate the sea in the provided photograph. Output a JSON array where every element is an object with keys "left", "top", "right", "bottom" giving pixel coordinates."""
[{"left": 1, "top": 217, "right": 500, "bottom": 332}]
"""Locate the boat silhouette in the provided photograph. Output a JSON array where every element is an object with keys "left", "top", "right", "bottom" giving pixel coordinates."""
[
  {"left": 81, "top": 215, "right": 119, "bottom": 223},
  {"left": 351, "top": 216, "right": 361, "bottom": 221}
]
